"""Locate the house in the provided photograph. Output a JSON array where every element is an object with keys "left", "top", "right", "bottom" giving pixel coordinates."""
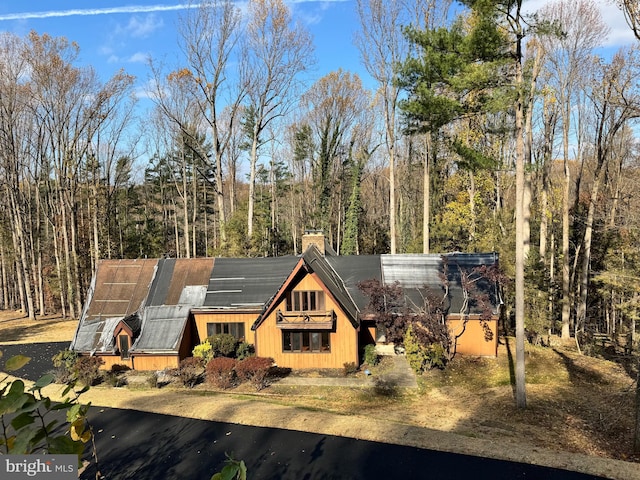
[
  {"left": 70, "top": 235, "right": 501, "bottom": 370},
  {"left": 71, "top": 257, "right": 214, "bottom": 370}
]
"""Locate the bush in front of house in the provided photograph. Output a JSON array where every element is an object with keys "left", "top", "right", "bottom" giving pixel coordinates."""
[
  {"left": 51, "top": 349, "right": 79, "bottom": 383},
  {"left": 363, "top": 344, "right": 379, "bottom": 366},
  {"left": 206, "top": 357, "right": 238, "bottom": 389},
  {"left": 176, "top": 357, "right": 204, "bottom": 388},
  {"left": 404, "top": 325, "right": 447, "bottom": 373},
  {"left": 193, "top": 340, "right": 214, "bottom": 363},
  {"left": 73, "top": 356, "right": 104, "bottom": 386},
  {"left": 207, "top": 333, "right": 239, "bottom": 358},
  {"left": 235, "top": 341, "right": 255, "bottom": 360},
  {"left": 234, "top": 356, "right": 273, "bottom": 391}
]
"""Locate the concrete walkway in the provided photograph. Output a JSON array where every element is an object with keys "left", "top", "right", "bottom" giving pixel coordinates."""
[{"left": 274, "top": 354, "right": 418, "bottom": 388}]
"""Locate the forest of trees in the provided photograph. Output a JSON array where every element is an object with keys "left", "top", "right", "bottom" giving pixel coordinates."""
[{"left": 0, "top": 0, "right": 639, "bottom": 365}]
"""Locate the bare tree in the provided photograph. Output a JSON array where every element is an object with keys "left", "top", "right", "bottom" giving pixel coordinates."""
[
  {"left": 576, "top": 47, "right": 640, "bottom": 337},
  {"left": 538, "top": 0, "right": 609, "bottom": 339},
  {"left": 243, "top": 0, "right": 314, "bottom": 240},
  {"left": 299, "top": 70, "right": 370, "bottom": 247},
  {"left": 177, "top": 0, "right": 247, "bottom": 246},
  {"left": 0, "top": 33, "right": 36, "bottom": 318},
  {"left": 355, "top": 0, "right": 408, "bottom": 254}
]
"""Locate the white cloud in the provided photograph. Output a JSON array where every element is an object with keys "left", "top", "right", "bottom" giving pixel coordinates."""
[
  {"left": 120, "top": 14, "right": 164, "bottom": 38},
  {"left": 522, "top": 0, "right": 635, "bottom": 48},
  {"left": 128, "top": 52, "right": 150, "bottom": 63}
]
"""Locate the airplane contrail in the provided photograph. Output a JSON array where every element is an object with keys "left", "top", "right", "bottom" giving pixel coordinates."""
[
  {"left": 0, "top": 0, "right": 346, "bottom": 22},
  {"left": 0, "top": 4, "right": 199, "bottom": 22}
]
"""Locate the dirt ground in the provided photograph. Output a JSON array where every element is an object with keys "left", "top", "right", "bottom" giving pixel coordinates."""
[{"left": 1, "top": 311, "right": 639, "bottom": 480}]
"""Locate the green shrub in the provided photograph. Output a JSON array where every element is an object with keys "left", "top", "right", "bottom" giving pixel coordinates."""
[
  {"left": 51, "top": 349, "right": 79, "bottom": 382},
  {"left": 404, "top": 325, "right": 447, "bottom": 373},
  {"left": 235, "top": 342, "right": 255, "bottom": 360},
  {"left": 73, "top": 356, "right": 104, "bottom": 386},
  {"left": 363, "top": 344, "right": 378, "bottom": 366},
  {"left": 206, "top": 357, "right": 237, "bottom": 389},
  {"left": 343, "top": 362, "right": 359, "bottom": 376},
  {"left": 234, "top": 356, "right": 273, "bottom": 391},
  {"left": 208, "top": 334, "right": 239, "bottom": 358},
  {"left": 176, "top": 357, "right": 204, "bottom": 388},
  {"left": 193, "top": 340, "right": 214, "bottom": 363}
]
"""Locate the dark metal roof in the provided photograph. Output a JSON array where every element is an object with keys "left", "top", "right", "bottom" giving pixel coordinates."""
[
  {"left": 147, "top": 258, "right": 214, "bottom": 306},
  {"left": 131, "top": 305, "right": 192, "bottom": 353},
  {"left": 72, "top": 316, "right": 121, "bottom": 353},
  {"left": 82, "top": 259, "right": 158, "bottom": 325},
  {"left": 325, "top": 255, "right": 381, "bottom": 312},
  {"left": 73, "top": 251, "right": 500, "bottom": 355},
  {"left": 300, "top": 247, "right": 359, "bottom": 326},
  {"left": 204, "top": 256, "right": 299, "bottom": 309},
  {"left": 72, "top": 257, "right": 212, "bottom": 354},
  {"left": 380, "top": 253, "right": 500, "bottom": 315}
]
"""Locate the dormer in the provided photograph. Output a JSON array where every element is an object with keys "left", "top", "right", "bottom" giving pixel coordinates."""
[{"left": 113, "top": 314, "right": 141, "bottom": 360}]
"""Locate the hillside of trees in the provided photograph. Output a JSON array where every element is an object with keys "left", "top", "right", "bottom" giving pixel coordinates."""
[{"left": 0, "top": 0, "right": 639, "bottom": 367}]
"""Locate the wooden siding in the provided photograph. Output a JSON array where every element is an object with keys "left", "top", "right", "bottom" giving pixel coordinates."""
[
  {"left": 192, "top": 311, "right": 258, "bottom": 345},
  {"left": 448, "top": 317, "right": 498, "bottom": 357},
  {"left": 91, "top": 353, "right": 180, "bottom": 371},
  {"left": 255, "top": 274, "right": 359, "bottom": 369},
  {"left": 132, "top": 354, "right": 180, "bottom": 371},
  {"left": 93, "top": 354, "right": 133, "bottom": 371}
]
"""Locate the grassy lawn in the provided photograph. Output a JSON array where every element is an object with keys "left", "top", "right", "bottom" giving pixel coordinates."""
[{"left": 0, "top": 310, "right": 638, "bottom": 466}]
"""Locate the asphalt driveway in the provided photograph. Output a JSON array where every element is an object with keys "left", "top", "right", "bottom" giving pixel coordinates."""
[
  {"left": 83, "top": 407, "right": 606, "bottom": 480},
  {"left": 0, "top": 341, "right": 69, "bottom": 380},
  {"left": 0, "top": 342, "right": 609, "bottom": 480}
]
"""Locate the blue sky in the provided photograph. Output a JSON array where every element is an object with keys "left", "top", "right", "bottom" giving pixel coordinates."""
[
  {"left": 0, "top": 0, "right": 365, "bottom": 98},
  {"left": 0, "top": 1, "right": 634, "bottom": 99}
]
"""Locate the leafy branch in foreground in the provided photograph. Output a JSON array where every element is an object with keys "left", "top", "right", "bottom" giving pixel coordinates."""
[
  {"left": 0, "top": 350, "right": 94, "bottom": 468},
  {"left": 211, "top": 453, "right": 247, "bottom": 480}
]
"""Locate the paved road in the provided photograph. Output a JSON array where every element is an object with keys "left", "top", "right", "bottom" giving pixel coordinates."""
[{"left": 0, "top": 343, "right": 608, "bottom": 480}]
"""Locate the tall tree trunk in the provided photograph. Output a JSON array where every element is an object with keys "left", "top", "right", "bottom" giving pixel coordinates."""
[
  {"left": 423, "top": 133, "right": 431, "bottom": 254},
  {"left": 60, "top": 194, "right": 75, "bottom": 319},
  {"left": 248, "top": 134, "right": 259, "bottom": 239},
  {"left": 514, "top": 19, "right": 527, "bottom": 410},
  {"left": 192, "top": 170, "right": 198, "bottom": 257},
  {"left": 389, "top": 120, "right": 397, "bottom": 255},
  {"left": 68, "top": 196, "right": 83, "bottom": 317},
  {"left": 561, "top": 110, "right": 572, "bottom": 339},
  {"left": 92, "top": 181, "right": 100, "bottom": 265},
  {"left": 635, "top": 360, "right": 640, "bottom": 453},
  {"left": 52, "top": 223, "right": 67, "bottom": 319},
  {"left": 214, "top": 150, "right": 227, "bottom": 244},
  {"left": 0, "top": 244, "right": 8, "bottom": 310},
  {"left": 576, "top": 174, "right": 602, "bottom": 336},
  {"left": 468, "top": 171, "right": 476, "bottom": 244}
]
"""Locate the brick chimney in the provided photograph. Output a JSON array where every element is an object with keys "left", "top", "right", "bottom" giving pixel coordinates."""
[{"left": 302, "top": 230, "right": 337, "bottom": 256}]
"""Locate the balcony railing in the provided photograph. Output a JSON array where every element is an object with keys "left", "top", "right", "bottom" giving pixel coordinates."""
[{"left": 276, "top": 310, "right": 335, "bottom": 330}]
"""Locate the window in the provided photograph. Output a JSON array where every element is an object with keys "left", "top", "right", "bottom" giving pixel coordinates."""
[
  {"left": 286, "top": 291, "right": 325, "bottom": 312},
  {"left": 207, "top": 322, "right": 245, "bottom": 340},
  {"left": 282, "top": 331, "right": 330, "bottom": 353},
  {"left": 119, "top": 334, "right": 130, "bottom": 359}
]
